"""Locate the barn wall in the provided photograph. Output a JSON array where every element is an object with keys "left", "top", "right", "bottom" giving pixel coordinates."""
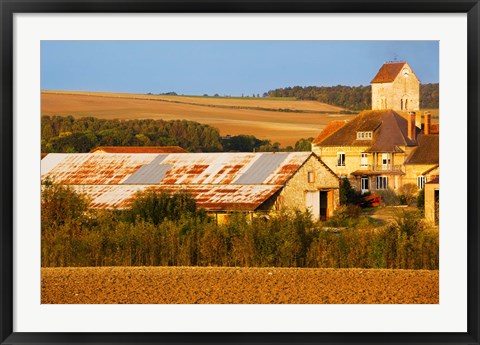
[{"left": 270, "top": 156, "right": 339, "bottom": 214}]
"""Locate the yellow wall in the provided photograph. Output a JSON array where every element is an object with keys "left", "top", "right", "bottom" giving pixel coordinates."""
[
  {"left": 312, "top": 144, "right": 419, "bottom": 192},
  {"left": 404, "top": 164, "right": 439, "bottom": 188}
]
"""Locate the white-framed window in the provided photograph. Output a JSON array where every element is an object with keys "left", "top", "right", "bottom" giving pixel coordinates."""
[
  {"left": 361, "top": 177, "right": 369, "bottom": 193},
  {"left": 381, "top": 153, "right": 391, "bottom": 170},
  {"left": 307, "top": 171, "right": 315, "bottom": 183},
  {"left": 337, "top": 152, "right": 345, "bottom": 167},
  {"left": 376, "top": 176, "right": 388, "bottom": 190},
  {"left": 356, "top": 131, "right": 372, "bottom": 140},
  {"left": 417, "top": 176, "right": 426, "bottom": 190},
  {"left": 360, "top": 153, "right": 368, "bottom": 167}
]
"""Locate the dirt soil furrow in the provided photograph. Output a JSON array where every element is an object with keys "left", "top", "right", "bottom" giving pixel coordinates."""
[{"left": 42, "top": 266, "right": 439, "bottom": 304}]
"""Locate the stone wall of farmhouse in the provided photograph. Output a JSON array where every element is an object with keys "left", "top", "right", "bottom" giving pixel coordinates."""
[
  {"left": 312, "top": 144, "right": 436, "bottom": 192},
  {"left": 403, "top": 164, "right": 439, "bottom": 186},
  {"left": 311, "top": 145, "right": 371, "bottom": 178},
  {"left": 372, "top": 67, "right": 420, "bottom": 112},
  {"left": 269, "top": 156, "right": 339, "bottom": 213}
]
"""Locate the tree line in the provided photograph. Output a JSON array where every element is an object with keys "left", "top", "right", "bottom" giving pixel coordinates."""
[
  {"left": 267, "top": 83, "right": 439, "bottom": 110},
  {"left": 41, "top": 116, "right": 314, "bottom": 153}
]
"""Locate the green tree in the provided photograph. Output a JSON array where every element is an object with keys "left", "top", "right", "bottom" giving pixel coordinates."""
[
  {"left": 417, "top": 188, "right": 425, "bottom": 212},
  {"left": 294, "top": 138, "right": 314, "bottom": 151},
  {"left": 127, "top": 190, "right": 204, "bottom": 225},
  {"left": 41, "top": 180, "right": 90, "bottom": 228},
  {"left": 339, "top": 178, "right": 357, "bottom": 205}
]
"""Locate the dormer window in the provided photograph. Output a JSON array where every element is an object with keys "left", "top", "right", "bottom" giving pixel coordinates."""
[{"left": 357, "top": 131, "right": 372, "bottom": 140}]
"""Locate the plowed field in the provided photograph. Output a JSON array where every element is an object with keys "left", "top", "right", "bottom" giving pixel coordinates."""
[{"left": 42, "top": 267, "right": 438, "bottom": 304}]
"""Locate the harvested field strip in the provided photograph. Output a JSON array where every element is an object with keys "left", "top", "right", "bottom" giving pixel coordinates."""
[
  {"left": 42, "top": 266, "right": 439, "bottom": 304},
  {"left": 46, "top": 92, "right": 344, "bottom": 114},
  {"left": 42, "top": 90, "right": 346, "bottom": 113}
]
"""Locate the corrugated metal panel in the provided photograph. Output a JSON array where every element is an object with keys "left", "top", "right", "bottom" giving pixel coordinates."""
[
  {"left": 233, "top": 153, "right": 288, "bottom": 185},
  {"left": 41, "top": 153, "right": 159, "bottom": 185},
  {"left": 262, "top": 152, "right": 312, "bottom": 185},
  {"left": 41, "top": 153, "right": 72, "bottom": 175},
  {"left": 122, "top": 155, "right": 170, "bottom": 184},
  {"left": 70, "top": 184, "right": 282, "bottom": 211},
  {"left": 159, "top": 153, "right": 257, "bottom": 185},
  {"left": 41, "top": 152, "right": 312, "bottom": 187}
]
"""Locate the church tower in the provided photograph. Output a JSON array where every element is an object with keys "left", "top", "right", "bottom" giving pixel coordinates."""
[{"left": 371, "top": 61, "right": 420, "bottom": 112}]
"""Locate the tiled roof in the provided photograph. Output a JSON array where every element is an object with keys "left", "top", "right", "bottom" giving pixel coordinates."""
[
  {"left": 404, "top": 135, "right": 439, "bottom": 165},
  {"left": 314, "top": 110, "right": 419, "bottom": 151},
  {"left": 371, "top": 62, "right": 406, "bottom": 83},
  {"left": 313, "top": 121, "right": 347, "bottom": 144},
  {"left": 89, "top": 146, "right": 187, "bottom": 153}
]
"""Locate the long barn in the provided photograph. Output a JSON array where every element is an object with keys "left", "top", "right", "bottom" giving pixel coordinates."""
[{"left": 41, "top": 152, "right": 340, "bottom": 220}]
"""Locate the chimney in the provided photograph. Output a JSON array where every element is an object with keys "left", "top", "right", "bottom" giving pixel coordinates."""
[
  {"left": 424, "top": 111, "right": 431, "bottom": 135},
  {"left": 407, "top": 111, "right": 417, "bottom": 140}
]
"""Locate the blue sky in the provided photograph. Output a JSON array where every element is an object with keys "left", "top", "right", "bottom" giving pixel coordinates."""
[{"left": 41, "top": 41, "right": 439, "bottom": 96}]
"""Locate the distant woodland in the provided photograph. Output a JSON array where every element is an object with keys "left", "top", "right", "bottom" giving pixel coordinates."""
[
  {"left": 267, "top": 83, "right": 439, "bottom": 111},
  {"left": 41, "top": 116, "right": 312, "bottom": 153}
]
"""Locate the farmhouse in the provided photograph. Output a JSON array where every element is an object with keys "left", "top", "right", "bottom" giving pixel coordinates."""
[
  {"left": 312, "top": 110, "right": 439, "bottom": 194},
  {"left": 41, "top": 152, "right": 340, "bottom": 221},
  {"left": 312, "top": 60, "right": 438, "bottom": 197},
  {"left": 371, "top": 61, "right": 420, "bottom": 115}
]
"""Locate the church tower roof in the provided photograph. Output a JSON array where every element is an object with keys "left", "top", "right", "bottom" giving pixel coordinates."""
[{"left": 371, "top": 61, "right": 406, "bottom": 83}]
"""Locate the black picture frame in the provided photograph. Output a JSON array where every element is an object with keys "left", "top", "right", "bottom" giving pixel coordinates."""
[{"left": 1, "top": 1, "right": 479, "bottom": 344}]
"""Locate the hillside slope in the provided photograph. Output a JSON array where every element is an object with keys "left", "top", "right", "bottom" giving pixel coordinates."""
[{"left": 41, "top": 91, "right": 353, "bottom": 146}]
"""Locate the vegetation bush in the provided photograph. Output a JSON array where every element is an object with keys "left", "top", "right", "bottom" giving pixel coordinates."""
[
  {"left": 398, "top": 183, "right": 418, "bottom": 206},
  {"left": 339, "top": 178, "right": 359, "bottom": 205},
  {"left": 417, "top": 188, "right": 425, "bottom": 212},
  {"left": 41, "top": 179, "right": 90, "bottom": 228},
  {"left": 126, "top": 190, "right": 206, "bottom": 225},
  {"left": 41, "top": 183, "right": 438, "bottom": 270},
  {"left": 376, "top": 189, "right": 401, "bottom": 206}
]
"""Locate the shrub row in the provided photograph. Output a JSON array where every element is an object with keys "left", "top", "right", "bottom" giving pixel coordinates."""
[{"left": 41, "top": 185, "right": 438, "bottom": 269}]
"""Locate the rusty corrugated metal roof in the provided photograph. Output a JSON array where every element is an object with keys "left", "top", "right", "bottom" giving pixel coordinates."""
[
  {"left": 42, "top": 152, "right": 312, "bottom": 186},
  {"left": 70, "top": 184, "right": 283, "bottom": 211},
  {"left": 41, "top": 153, "right": 159, "bottom": 185},
  {"left": 41, "top": 152, "right": 314, "bottom": 211}
]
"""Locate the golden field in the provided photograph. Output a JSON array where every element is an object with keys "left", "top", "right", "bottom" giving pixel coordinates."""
[
  {"left": 42, "top": 266, "right": 439, "bottom": 304},
  {"left": 41, "top": 91, "right": 353, "bottom": 146}
]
